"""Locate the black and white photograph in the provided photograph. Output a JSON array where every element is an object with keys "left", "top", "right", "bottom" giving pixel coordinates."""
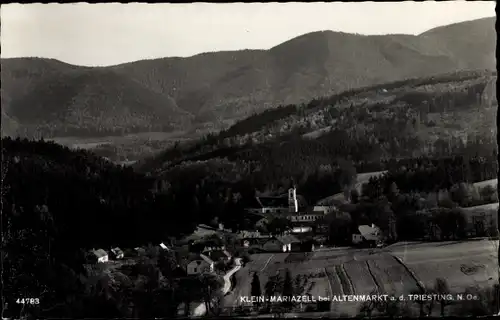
[{"left": 1, "top": 2, "right": 498, "bottom": 319}]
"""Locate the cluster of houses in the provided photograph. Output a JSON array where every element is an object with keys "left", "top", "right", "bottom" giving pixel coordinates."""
[
  {"left": 244, "top": 186, "right": 384, "bottom": 247},
  {"left": 247, "top": 187, "right": 332, "bottom": 230},
  {"left": 88, "top": 186, "right": 385, "bottom": 275}
]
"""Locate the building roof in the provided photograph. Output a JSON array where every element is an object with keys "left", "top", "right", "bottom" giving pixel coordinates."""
[
  {"left": 208, "top": 249, "right": 232, "bottom": 260},
  {"left": 243, "top": 237, "right": 269, "bottom": 245},
  {"left": 276, "top": 235, "right": 300, "bottom": 244},
  {"left": 159, "top": 243, "right": 171, "bottom": 250},
  {"left": 199, "top": 253, "right": 214, "bottom": 265},
  {"left": 93, "top": 249, "right": 108, "bottom": 258},
  {"left": 188, "top": 253, "right": 214, "bottom": 266}
]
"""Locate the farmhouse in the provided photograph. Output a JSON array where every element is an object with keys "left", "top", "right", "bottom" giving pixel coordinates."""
[
  {"left": 352, "top": 224, "right": 382, "bottom": 247},
  {"left": 187, "top": 254, "right": 215, "bottom": 275},
  {"left": 263, "top": 235, "right": 301, "bottom": 252},
  {"left": 93, "top": 249, "right": 108, "bottom": 263},
  {"left": 110, "top": 247, "right": 124, "bottom": 259}
]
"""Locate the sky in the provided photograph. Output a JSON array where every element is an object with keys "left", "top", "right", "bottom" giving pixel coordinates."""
[{"left": 1, "top": 2, "right": 495, "bottom": 67}]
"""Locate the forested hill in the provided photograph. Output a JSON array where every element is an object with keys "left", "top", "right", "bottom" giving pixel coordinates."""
[
  {"left": 2, "top": 137, "right": 239, "bottom": 318},
  {"left": 138, "top": 70, "right": 497, "bottom": 176},
  {"left": 1, "top": 137, "right": 196, "bottom": 250},
  {"left": 1, "top": 17, "right": 495, "bottom": 139}
]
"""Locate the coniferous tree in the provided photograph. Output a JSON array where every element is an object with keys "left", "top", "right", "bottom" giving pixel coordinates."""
[{"left": 251, "top": 272, "right": 262, "bottom": 307}]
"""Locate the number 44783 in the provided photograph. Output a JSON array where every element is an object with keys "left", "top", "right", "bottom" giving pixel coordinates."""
[{"left": 16, "top": 298, "right": 40, "bottom": 305}]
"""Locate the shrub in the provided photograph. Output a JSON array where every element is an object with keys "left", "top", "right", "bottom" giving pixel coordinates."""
[{"left": 241, "top": 254, "right": 251, "bottom": 264}]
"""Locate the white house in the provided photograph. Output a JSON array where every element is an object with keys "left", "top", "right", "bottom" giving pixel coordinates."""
[
  {"left": 292, "top": 226, "right": 313, "bottom": 234},
  {"left": 93, "top": 249, "right": 108, "bottom": 263},
  {"left": 159, "top": 242, "right": 171, "bottom": 251},
  {"left": 187, "top": 254, "right": 215, "bottom": 275}
]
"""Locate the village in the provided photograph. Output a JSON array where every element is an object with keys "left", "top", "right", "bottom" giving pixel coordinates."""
[{"left": 86, "top": 178, "right": 498, "bottom": 318}]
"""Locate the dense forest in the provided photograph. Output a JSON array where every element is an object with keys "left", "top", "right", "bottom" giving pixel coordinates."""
[{"left": 139, "top": 70, "right": 496, "bottom": 175}]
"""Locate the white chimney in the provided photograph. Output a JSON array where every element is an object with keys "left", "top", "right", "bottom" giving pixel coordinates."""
[{"left": 288, "top": 187, "right": 298, "bottom": 213}]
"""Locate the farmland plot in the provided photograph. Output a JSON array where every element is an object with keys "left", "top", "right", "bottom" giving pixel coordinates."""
[
  {"left": 301, "top": 268, "right": 330, "bottom": 297},
  {"left": 248, "top": 253, "right": 276, "bottom": 272},
  {"left": 325, "top": 266, "right": 348, "bottom": 295},
  {"left": 343, "top": 260, "right": 378, "bottom": 295},
  {"left": 367, "top": 255, "right": 420, "bottom": 296}
]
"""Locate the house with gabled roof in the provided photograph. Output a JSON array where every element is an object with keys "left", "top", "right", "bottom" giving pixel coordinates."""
[
  {"left": 205, "top": 249, "right": 232, "bottom": 263},
  {"left": 187, "top": 253, "right": 215, "bottom": 275},
  {"left": 263, "top": 234, "right": 301, "bottom": 252},
  {"left": 92, "top": 249, "right": 108, "bottom": 263}
]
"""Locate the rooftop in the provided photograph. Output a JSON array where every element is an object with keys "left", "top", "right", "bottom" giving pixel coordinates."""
[
  {"left": 207, "top": 249, "right": 232, "bottom": 260},
  {"left": 93, "top": 249, "right": 107, "bottom": 258},
  {"left": 199, "top": 253, "right": 214, "bottom": 265},
  {"left": 276, "top": 234, "right": 300, "bottom": 244}
]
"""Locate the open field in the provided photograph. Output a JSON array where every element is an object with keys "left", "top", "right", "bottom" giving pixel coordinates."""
[
  {"left": 50, "top": 131, "right": 192, "bottom": 149},
  {"left": 473, "top": 179, "right": 498, "bottom": 190},
  {"left": 462, "top": 202, "right": 499, "bottom": 215},
  {"left": 390, "top": 239, "right": 498, "bottom": 293},
  {"left": 224, "top": 239, "right": 498, "bottom": 317}
]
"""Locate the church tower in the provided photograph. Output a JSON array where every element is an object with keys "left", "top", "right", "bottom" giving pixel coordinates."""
[{"left": 288, "top": 187, "right": 298, "bottom": 213}]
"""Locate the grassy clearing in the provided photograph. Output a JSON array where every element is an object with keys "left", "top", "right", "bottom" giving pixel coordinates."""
[
  {"left": 403, "top": 257, "right": 496, "bottom": 293},
  {"left": 391, "top": 240, "right": 498, "bottom": 294},
  {"left": 473, "top": 178, "right": 498, "bottom": 190},
  {"left": 462, "top": 202, "right": 499, "bottom": 213},
  {"left": 51, "top": 131, "right": 191, "bottom": 148}
]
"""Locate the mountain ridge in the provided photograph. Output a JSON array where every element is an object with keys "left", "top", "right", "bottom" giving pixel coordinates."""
[{"left": 1, "top": 17, "right": 495, "bottom": 138}]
